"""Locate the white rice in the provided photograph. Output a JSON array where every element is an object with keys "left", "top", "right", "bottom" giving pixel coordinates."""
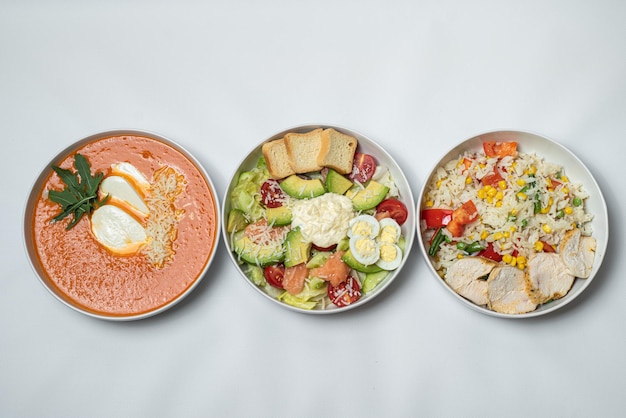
[{"left": 422, "top": 149, "right": 594, "bottom": 274}]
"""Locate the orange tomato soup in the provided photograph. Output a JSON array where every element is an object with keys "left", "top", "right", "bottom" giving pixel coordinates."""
[{"left": 31, "top": 134, "right": 218, "bottom": 317}]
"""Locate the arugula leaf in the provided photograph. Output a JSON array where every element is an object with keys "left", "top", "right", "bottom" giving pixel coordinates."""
[{"left": 48, "top": 153, "right": 107, "bottom": 230}]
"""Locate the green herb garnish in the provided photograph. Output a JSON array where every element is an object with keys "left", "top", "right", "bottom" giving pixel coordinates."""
[{"left": 48, "top": 153, "right": 108, "bottom": 230}]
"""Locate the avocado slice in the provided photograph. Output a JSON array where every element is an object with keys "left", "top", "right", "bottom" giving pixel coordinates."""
[
  {"left": 232, "top": 230, "right": 285, "bottom": 267},
  {"left": 341, "top": 249, "right": 383, "bottom": 273},
  {"left": 266, "top": 205, "right": 292, "bottom": 226},
  {"left": 280, "top": 175, "right": 326, "bottom": 199},
  {"left": 227, "top": 208, "right": 248, "bottom": 232},
  {"left": 326, "top": 169, "right": 353, "bottom": 195},
  {"left": 349, "top": 180, "right": 389, "bottom": 211},
  {"left": 284, "top": 227, "right": 312, "bottom": 268},
  {"left": 361, "top": 270, "right": 389, "bottom": 294}
]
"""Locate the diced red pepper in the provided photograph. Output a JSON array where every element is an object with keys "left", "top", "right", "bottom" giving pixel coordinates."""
[
  {"left": 483, "top": 141, "right": 518, "bottom": 158},
  {"left": 481, "top": 167, "right": 504, "bottom": 187},
  {"left": 477, "top": 243, "right": 502, "bottom": 262},
  {"left": 422, "top": 208, "right": 454, "bottom": 229}
]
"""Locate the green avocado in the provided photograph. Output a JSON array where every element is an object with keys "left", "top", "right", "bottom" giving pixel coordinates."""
[
  {"left": 232, "top": 230, "right": 285, "bottom": 267},
  {"left": 349, "top": 180, "right": 389, "bottom": 211},
  {"left": 227, "top": 208, "right": 248, "bottom": 232},
  {"left": 341, "top": 249, "right": 383, "bottom": 273},
  {"left": 325, "top": 169, "right": 353, "bottom": 195},
  {"left": 266, "top": 205, "right": 292, "bottom": 226},
  {"left": 280, "top": 175, "right": 326, "bottom": 199},
  {"left": 284, "top": 227, "right": 311, "bottom": 268}
]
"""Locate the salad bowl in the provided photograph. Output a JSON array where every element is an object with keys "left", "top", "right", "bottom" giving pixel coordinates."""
[{"left": 222, "top": 124, "right": 416, "bottom": 314}]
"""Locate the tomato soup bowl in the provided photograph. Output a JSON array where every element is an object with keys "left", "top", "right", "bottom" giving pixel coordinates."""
[
  {"left": 24, "top": 129, "right": 221, "bottom": 321},
  {"left": 222, "top": 124, "right": 416, "bottom": 314},
  {"left": 417, "top": 130, "right": 608, "bottom": 318}
]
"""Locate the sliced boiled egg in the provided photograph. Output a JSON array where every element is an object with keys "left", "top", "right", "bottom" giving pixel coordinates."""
[
  {"left": 91, "top": 205, "right": 147, "bottom": 255},
  {"left": 99, "top": 175, "right": 150, "bottom": 220},
  {"left": 376, "top": 242, "right": 403, "bottom": 270},
  {"left": 349, "top": 236, "right": 380, "bottom": 266},
  {"left": 347, "top": 214, "right": 379, "bottom": 239},
  {"left": 378, "top": 218, "right": 401, "bottom": 244}
]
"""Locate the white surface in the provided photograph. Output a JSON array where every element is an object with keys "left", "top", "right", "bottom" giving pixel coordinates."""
[{"left": 1, "top": 1, "right": 624, "bottom": 417}]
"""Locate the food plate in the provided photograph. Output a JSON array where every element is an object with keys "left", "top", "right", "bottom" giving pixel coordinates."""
[
  {"left": 417, "top": 130, "right": 608, "bottom": 318},
  {"left": 222, "top": 124, "right": 415, "bottom": 313},
  {"left": 23, "top": 129, "right": 220, "bottom": 321}
]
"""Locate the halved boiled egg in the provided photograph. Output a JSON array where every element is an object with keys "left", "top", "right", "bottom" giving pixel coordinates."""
[
  {"left": 91, "top": 205, "right": 147, "bottom": 255},
  {"left": 347, "top": 214, "right": 379, "bottom": 239},
  {"left": 376, "top": 242, "right": 403, "bottom": 270},
  {"left": 378, "top": 218, "right": 401, "bottom": 244},
  {"left": 349, "top": 236, "right": 380, "bottom": 266},
  {"left": 99, "top": 175, "right": 150, "bottom": 220}
]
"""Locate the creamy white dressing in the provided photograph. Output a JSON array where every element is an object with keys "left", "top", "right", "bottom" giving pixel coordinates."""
[{"left": 290, "top": 193, "right": 355, "bottom": 248}]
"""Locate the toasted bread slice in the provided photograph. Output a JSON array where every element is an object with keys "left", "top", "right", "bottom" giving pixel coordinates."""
[
  {"left": 284, "top": 128, "right": 324, "bottom": 173},
  {"left": 262, "top": 138, "right": 295, "bottom": 179},
  {"left": 317, "top": 128, "right": 358, "bottom": 174}
]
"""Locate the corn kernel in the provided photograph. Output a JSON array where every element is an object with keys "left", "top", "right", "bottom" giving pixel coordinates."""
[
  {"left": 503, "top": 231, "right": 510, "bottom": 238},
  {"left": 517, "top": 192, "right": 528, "bottom": 200},
  {"left": 457, "top": 254, "right": 464, "bottom": 259},
  {"left": 486, "top": 196, "right": 494, "bottom": 204},
  {"left": 477, "top": 189, "right": 487, "bottom": 199},
  {"left": 465, "top": 176, "right": 472, "bottom": 184},
  {"left": 502, "top": 254, "right": 513, "bottom": 264},
  {"left": 510, "top": 208, "right": 517, "bottom": 216},
  {"left": 487, "top": 187, "right": 497, "bottom": 197},
  {"left": 541, "top": 207, "right": 550, "bottom": 214},
  {"left": 542, "top": 224, "right": 552, "bottom": 234},
  {"left": 516, "top": 255, "right": 526, "bottom": 264},
  {"left": 480, "top": 230, "right": 489, "bottom": 240},
  {"left": 562, "top": 175, "right": 569, "bottom": 183},
  {"left": 479, "top": 163, "right": 486, "bottom": 169},
  {"left": 495, "top": 201, "right": 502, "bottom": 208},
  {"left": 517, "top": 263, "right": 525, "bottom": 271},
  {"left": 534, "top": 241, "right": 544, "bottom": 251},
  {"left": 562, "top": 187, "right": 569, "bottom": 195},
  {"left": 425, "top": 200, "right": 433, "bottom": 207},
  {"left": 509, "top": 226, "right": 517, "bottom": 233},
  {"left": 564, "top": 206, "right": 573, "bottom": 215},
  {"left": 436, "top": 180, "right": 442, "bottom": 189},
  {"left": 498, "top": 180, "right": 507, "bottom": 190},
  {"left": 495, "top": 191, "right": 504, "bottom": 201},
  {"left": 528, "top": 165, "right": 536, "bottom": 175},
  {"left": 516, "top": 179, "right": 526, "bottom": 186},
  {"left": 493, "top": 232, "right": 503, "bottom": 240},
  {"left": 509, "top": 257, "right": 517, "bottom": 267}
]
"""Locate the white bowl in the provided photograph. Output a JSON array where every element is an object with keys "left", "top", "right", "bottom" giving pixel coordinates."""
[
  {"left": 417, "top": 130, "right": 608, "bottom": 318},
  {"left": 222, "top": 124, "right": 416, "bottom": 314},
  {"left": 23, "top": 129, "right": 221, "bottom": 321}
]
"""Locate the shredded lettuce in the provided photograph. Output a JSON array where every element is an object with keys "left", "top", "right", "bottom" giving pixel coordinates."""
[
  {"left": 278, "top": 277, "right": 328, "bottom": 310},
  {"left": 230, "top": 159, "right": 270, "bottom": 222}
]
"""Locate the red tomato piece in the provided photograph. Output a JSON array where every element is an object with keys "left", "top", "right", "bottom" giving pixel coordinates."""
[
  {"left": 376, "top": 198, "right": 408, "bottom": 225},
  {"left": 421, "top": 209, "right": 453, "bottom": 229},
  {"left": 261, "top": 179, "right": 286, "bottom": 208},
  {"left": 483, "top": 141, "right": 518, "bottom": 158},
  {"left": 349, "top": 152, "right": 376, "bottom": 183},
  {"left": 328, "top": 275, "right": 361, "bottom": 307},
  {"left": 477, "top": 243, "right": 502, "bottom": 262},
  {"left": 263, "top": 264, "right": 285, "bottom": 289},
  {"left": 445, "top": 219, "right": 464, "bottom": 237},
  {"left": 312, "top": 243, "right": 337, "bottom": 252}
]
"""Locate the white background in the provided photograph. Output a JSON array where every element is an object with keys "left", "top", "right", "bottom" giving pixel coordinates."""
[{"left": 1, "top": 1, "right": 625, "bottom": 417}]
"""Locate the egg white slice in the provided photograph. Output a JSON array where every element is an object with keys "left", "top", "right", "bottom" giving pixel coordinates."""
[
  {"left": 91, "top": 205, "right": 147, "bottom": 255},
  {"left": 349, "top": 236, "right": 380, "bottom": 266},
  {"left": 98, "top": 175, "right": 150, "bottom": 219},
  {"left": 347, "top": 214, "right": 380, "bottom": 239},
  {"left": 111, "top": 162, "right": 150, "bottom": 194},
  {"left": 376, "top": 243, "right": 403, "bottom": 271}
]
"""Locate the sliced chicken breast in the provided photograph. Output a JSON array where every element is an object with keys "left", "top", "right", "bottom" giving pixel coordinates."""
[
  {"left": 526, "top": 252, "right": 575, "bottom": 304},
  {"left": 559, "top": 228, "right": 597, "bottom": 278},
  {"left": 487, "top": 266, "right": 537, "bottom": 314},
  {"left": 444, "top": 257, "right": 497, "bottom": 306}
]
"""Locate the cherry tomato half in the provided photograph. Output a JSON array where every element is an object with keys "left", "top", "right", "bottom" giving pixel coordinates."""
[
  {"left": 376, "top": 198, "right": 409, "bottom": 226},
  {"left": 328, "top": 276, "right": 362, "bottom": 307},
  {"left": 349, "top": 152, "right": 376, "bottom": 183},
  {"left": 263, "top": 264, "right": 285, "bottom": 288},
  {"left": 261, "top": 179, "right": 286, "bottom": 208}
]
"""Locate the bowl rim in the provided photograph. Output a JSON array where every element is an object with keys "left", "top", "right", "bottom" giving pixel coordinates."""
[
  {"left": 23, "top": 128, "right": 221, "bottom": 321},
  {"left": 221, "top": 123, "right": 417, "bottom": 314},
  {"left": 416, "top": 128, "right": 609, "bottom": 318}
]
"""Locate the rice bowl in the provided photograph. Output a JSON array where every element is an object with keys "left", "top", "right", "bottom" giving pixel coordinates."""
[{"left": 417, "top": 130, "right": 608, "bottom": 318}]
